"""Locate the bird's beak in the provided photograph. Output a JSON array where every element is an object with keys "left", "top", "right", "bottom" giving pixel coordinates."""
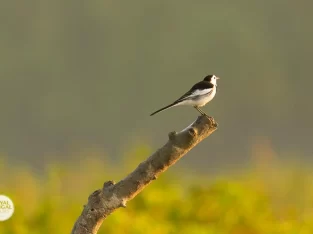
[{"left": 216, "top": 77, "right": 220, "bottom": 80}]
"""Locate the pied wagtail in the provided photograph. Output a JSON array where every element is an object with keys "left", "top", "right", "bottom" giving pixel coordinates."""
[{"left": 150, "top": 74, "right": 219, "bottom": 116}]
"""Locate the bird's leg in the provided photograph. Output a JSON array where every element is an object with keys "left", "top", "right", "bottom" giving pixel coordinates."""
[
  {"left": 199, "top": 108, "right": 209, "bottom": 117},
  {"left": 194, "top": 106, "right": 207, "bottom": 116},
  {"left": 194, "top": 106, "right": 204, "bottom": 115},
  {"left": 194, "top": 106, "right": 210, "bottom": 118}
]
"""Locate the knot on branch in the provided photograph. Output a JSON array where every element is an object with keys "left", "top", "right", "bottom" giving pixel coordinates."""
[
  {"left": 88, "top": 189, "right": 102, "bottom": 204},
  {"left": 103, "top": 180, "right": 115, "bottom": 189},
  {"left": 102, "top": 180, "right": 116, "bottom": 199},
  {"left": 188, "top": 127, "right": 197, "bottom": 137},
  {"left": 119, "top": 199, "right": 127, "bottom": 208},
  {"left": 168, "top": 131, "right": 177, "bottom": 141},
  {"left": 87, "top": 189, "right": 106, "bottom": 210}
]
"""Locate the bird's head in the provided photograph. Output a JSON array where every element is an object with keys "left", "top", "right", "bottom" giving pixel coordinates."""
[{"left": 203, "top": 74, "right": 220, "bottom": 86}]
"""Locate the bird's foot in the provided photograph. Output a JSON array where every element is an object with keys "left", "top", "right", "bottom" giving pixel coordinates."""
[{"left": 202, "top": 113, "right": 210, "bottom": 119}]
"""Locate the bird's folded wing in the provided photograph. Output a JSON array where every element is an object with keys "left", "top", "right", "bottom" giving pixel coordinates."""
[{"left": 175, "top": 88, "right": 213, "bottom": 103}]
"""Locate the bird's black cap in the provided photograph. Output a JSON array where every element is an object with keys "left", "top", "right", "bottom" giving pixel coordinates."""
[{"left": 203, "top": 74, "right": 219, "bottom": 82}]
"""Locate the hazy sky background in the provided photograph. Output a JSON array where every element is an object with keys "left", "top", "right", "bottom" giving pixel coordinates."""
[{"left": 1, "top": 1, "right": 312, "bottom": 172}]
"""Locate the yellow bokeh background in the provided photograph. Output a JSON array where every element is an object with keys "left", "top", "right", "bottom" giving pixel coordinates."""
[{"left": 1, "top": 143, "right": 313, "bottom": 234}]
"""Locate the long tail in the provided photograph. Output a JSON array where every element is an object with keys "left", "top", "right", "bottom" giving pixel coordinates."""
[{"left": 150, "top": 102, "right": 179, "bottom": 116}]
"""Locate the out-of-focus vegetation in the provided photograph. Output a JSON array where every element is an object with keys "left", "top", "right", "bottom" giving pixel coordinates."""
[{"left": 1, "top": 145, "right": 313, "bottom": 234}]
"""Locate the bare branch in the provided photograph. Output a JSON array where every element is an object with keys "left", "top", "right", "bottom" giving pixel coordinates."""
[{"left": 71, "top": 115, "right": 218, "bottom": 234}]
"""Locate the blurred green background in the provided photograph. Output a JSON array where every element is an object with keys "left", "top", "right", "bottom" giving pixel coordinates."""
[{"left": 1, "top": 1, "right": 313, "bottom": 233}]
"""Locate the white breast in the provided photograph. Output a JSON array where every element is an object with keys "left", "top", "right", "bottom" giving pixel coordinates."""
[{"left": 196, "top": 86, "right": 216, "bottom": 107}]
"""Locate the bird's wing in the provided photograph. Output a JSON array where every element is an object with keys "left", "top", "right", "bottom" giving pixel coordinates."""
[{"left": 174, "top": 81, "right": 214, "bottom": 103}]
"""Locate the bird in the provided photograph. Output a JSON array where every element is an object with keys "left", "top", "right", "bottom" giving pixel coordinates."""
[{"left": 150, "top": 74, "right": 219, "bottom": 116}]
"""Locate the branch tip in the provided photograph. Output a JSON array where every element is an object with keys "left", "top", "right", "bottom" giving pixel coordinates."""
[
  {"left": 197, "top": 115, "right": 218, "bottom": 129},
  {"left": 208, "top": 117, "right": 218, "bottom": 128},
  {"left": 212, "top": 120, "right": 218, "bottom": 128}
]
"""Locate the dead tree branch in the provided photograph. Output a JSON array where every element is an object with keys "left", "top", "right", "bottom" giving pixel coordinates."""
[{"left": 71, "top": 115, "right": 218, "bottom": 234}]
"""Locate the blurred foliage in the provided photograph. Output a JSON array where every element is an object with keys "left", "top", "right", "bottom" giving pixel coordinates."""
[{"left": 1, "top": 145, "right": 313, "bottom": 234}]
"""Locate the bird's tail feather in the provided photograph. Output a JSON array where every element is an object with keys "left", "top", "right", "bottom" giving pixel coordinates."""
[{"left": 150, "top": 102, "right": 179, "bottom": 116}]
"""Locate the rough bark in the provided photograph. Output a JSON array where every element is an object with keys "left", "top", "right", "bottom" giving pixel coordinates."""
[{"left": 71, "top": 115, "right": 218, "bottom": 234}]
